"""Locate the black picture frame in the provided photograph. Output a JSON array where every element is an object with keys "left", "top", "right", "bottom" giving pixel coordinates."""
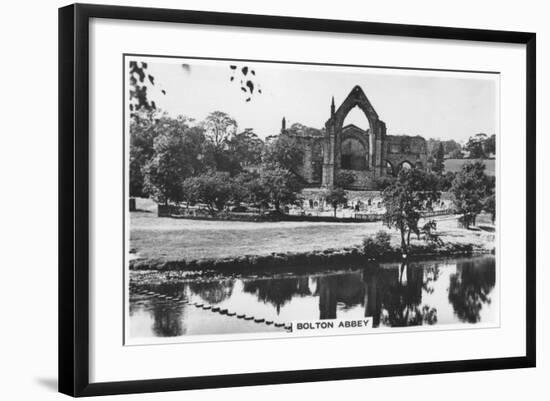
[{"left": 59, "top": 3, "right": 536, "bottom": 397}]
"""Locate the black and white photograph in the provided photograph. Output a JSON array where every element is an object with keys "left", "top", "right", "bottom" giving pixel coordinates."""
[
  {"left": 126, "top": 56, "right": 499, "bottom": 343},
  {"left": 0, "top": 0, "right": 542, "bottom": 398}
]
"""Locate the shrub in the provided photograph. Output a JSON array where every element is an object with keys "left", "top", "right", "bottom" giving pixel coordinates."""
[
  {"left": 335, "top": 171, "right": 356, "bottom": 187},
  {"left": 362, "top": 230, "right": 392, "bottom": 258},
  {"left": 373, "top": 176, "right": 396, "bottom": 191}
]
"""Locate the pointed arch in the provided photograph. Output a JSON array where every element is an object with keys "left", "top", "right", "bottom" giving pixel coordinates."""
[
  {"left": 386, "top": 160, "right": 396, "bottom": 176},
  {"left": 330, "top": 85, "right": 380, "bottom": 134},
  {"left": 322, "top": 85, "right": 388, "bottom": 188},
  {"left": 397, "top": 160, "right": 414, "bottom": 172}
]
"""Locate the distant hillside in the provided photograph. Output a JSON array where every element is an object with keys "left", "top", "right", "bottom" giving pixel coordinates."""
[{"left": 444, "top": 159, "right": 495, "bottom": 176}]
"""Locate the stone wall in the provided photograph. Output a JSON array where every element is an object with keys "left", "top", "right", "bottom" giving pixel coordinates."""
[
  {"left": 292, "top": 135, "right": 323, "bottom": 184},
  {"left": 384, "top": 135, "right": 428, "bottom": 175}
]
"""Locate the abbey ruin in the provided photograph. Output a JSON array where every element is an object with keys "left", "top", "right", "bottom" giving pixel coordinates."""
[{"left": 282, "top": 85, "right": 428, "bottom": 190}]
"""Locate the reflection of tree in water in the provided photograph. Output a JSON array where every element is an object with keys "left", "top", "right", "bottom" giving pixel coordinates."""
[
  {"left": 335, "top": 273, "right": 365, "bottom": 308},
  {"left": 146, "top": 283, "right": 185, "bottom": 299},
  {"left": 421, "top": 264, "right": 440, "bottom": 294},
  {"left": 380, "top": 263, "right": 437, "bottom": 327},
  {"left": 137, "top": 283, "right": 186, "bottom": 337},
  {"left": 243, "top": 277, "right": 310, "bottom": 314},
  {"left": 448, "top": 257, "right": 495, "bottom": 323},
  {"left": 189, "top": 280, "right": 234, "bottom": 305},
  {"left": 362, "top": 263, "right": 438, "bottom": 328},
  {"left": 151, "top": 300, "right": 185, "bottom": 337},
  {"left": 316, "top": 273, "right": 365, "bottom": 319}
]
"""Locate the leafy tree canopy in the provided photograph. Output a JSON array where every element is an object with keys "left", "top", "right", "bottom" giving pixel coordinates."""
[
  {"left": 260, "top": 168, "right": 304, "bottom": 212},
  {"left": 142, "top": 116, "right": 207, "bottom": 204},
  {"left": 382, "top": 169, "right": 441, "bottom": 253},
  {"left": 227, "top": 128, "right": 264, "bottom": 167},
  {"left": 323, "top": 187, "right": 348, "bottom": 217},
  {"left": 202, "top": 111, "right": 238, "bottom": 150},
  {"left": 262, "top": 134, "right": 304, "bottom": 177},
  {"left": 450, "top": 161, "right": 493, "bottom": 227},
  {"left": 464, "top": 133, "right": 495, "bottom": 159}
]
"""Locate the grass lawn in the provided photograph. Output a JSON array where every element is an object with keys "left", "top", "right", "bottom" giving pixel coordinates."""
[
  {"left": 444, "top": 159, "right": 495, "bottom": 176},
  {"left": 130, "top": 210, "right": 495, "bottom": 262}
]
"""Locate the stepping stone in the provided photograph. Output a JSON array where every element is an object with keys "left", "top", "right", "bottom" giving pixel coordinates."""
[
  {"left": 194, "top": 303, "right": 204, "bottom": 308},
  {"left": 211, "top": 307, "right": 220, "bottom": 312},
  {"left": 227, "top": 312, "right": 236, "bottom": 316},
  {"left": 254, "top": 318, "right": 265, "bottom": 323},
  {"left": 236, "top": 314, "right": 246, "bottom": 319},
  {"left": 274, "top": 323, "right": 285, "bottom": 327},
  {"left": 202, "top": 305, "right": 212, "bottom": 310},
  {"left": 219, "top": 309, "right": 228, "bottom": 315},
  {"left": 244, "top": 316, "right": 254, "bottom": 320},
  {"left": 265, "top": 320, "right": 274, "bottom": 325}
]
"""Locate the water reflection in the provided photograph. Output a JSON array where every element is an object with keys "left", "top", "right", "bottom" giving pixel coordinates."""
[
  {"left": 448, "top": 258, "right": 496, "bottom": 323},
  {"left": 243, "top": 276, "right": 311, "bottom": 313},
  {"left": 151, "top": 301, "right": 185, "bottom": 337},
  {"left": 190, "top": 280, "right": 234, "bottom": 305},
  {"left": 129, "top": 255, "right": 497, "bottom": 338}
]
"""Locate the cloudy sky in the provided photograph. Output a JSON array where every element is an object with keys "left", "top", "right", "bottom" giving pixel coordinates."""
[{"left": 131, "top": 56, "right": 498, "bottom": 143}]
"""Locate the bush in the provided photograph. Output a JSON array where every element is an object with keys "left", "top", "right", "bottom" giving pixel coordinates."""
[
  {"left": 362, "top": 230, "right": 392, "bottom": 258},
  {"left": 335, "top": 171, "right": 355, "bottom": 187},
  {"left": 373, "top": 176, "right": 396, "bottom": 190}
]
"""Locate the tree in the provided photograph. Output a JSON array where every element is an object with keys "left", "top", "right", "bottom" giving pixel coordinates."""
[
  {"left": 484, "top": 193, "right": 496, "bottom": 223},
  {"left": 209, "top": 145, "right": 242, "bottom": 175},
  {"left": 427, "top": 138, "right": 460, "bottom": 159},
  {"left": 437, "top": 171, "right": 457, "bottom": 192},
  {"left": 229, "top": 172, "right": 262, "bottom": 206},
  {"left": 203, "top": 111, "right": 237, "bottom": 150},
  {"left": 484, "top": 134, "right": 496, "bottom": 156},
  {"left": 362, "top": 231, "right": 392, "bottom": 258},
  {"left": 450, "top": 161, "right": 492, "bottom": 228},
  {"left": 374, "top": 175, "right": 396, "bottom": 191},
  {"left": 286, "top": 122, "right": 323, "bottom": 137},
  {"left": 260, "top": 168, "right": 304, "bottom": 212},
  {"left": 142, "top": 116, "right": 205, "bottom": 205},
  {"left": 443, "top": 139, "right": 461, "bottom": 155},
  {"left": 432, "top": 142, "right": 445, "bottom": 174},
  {"left": 448, "top": 148, "right": 463, "bottom": 159},
  {"left": 323, "top": 187, "right": 348, "bottom": 217},
  {"left": 227, "top": 129, "right": 264, "bottom": 167},
  {"left": 262, "top": 134, "right": 304, "bottom": 177},
  {"left": 465, "top": 133, "right": 488, "bottom": 159},
  {"left": 243, "top": 175, "right": 270, "bottom": 210},
  {"left": 129, "top": 109, "right": 159, "bottom": 198},
  {"left": 182, "top": 172, "right": 233, "bottom": 212},
  {"left": 129, "top": 61, "right": 158, "bottom": 113},
  {"left": 382, "top": 169, "right": 441, "bottom": 254}
]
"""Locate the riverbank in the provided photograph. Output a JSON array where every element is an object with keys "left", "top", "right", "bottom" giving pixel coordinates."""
[
  {"left": 130, "top": 241, "right": 491, "bottom": 272},
  {"left": 129, "top": 211, "right": 495, "bottom": 271}
]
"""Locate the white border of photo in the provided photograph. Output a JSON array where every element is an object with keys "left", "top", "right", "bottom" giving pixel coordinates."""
[{"left": 89, "top": 17, "right": 524, "bottom": 383}]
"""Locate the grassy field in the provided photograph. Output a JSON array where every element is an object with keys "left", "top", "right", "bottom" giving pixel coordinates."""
[
  {"left": 444, "top": 158, "right": 495, "bottom": 176},
  {"left": 130, "top": 211, "right": 495, "bottom": 262}
]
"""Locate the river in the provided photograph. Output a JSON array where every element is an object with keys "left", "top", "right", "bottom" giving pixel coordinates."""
[{"left": 129, "top": 255, "right": 496, "bottom": 339}]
